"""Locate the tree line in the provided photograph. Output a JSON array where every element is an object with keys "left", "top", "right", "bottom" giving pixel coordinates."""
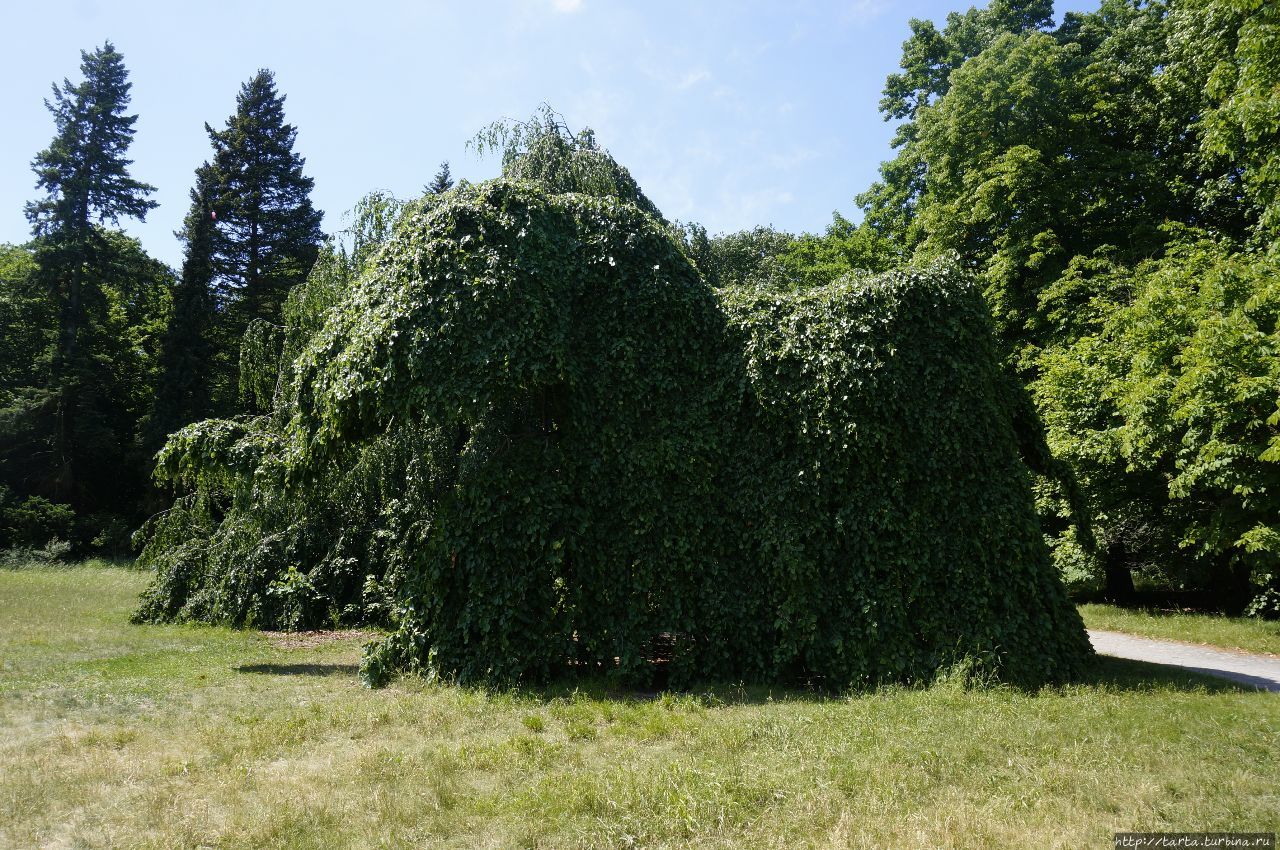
[
  {"left": 0, "top": 46, "right": 325, "bottom": 554},
  {"left": 2, "top": 0, "right": 1278, "bottom": 617},
  {"left": 0, "top": 46, "right": 459, "bottom": 557},
  {"left": 862, "top": 0, "right": 1279, "bottom": 616},
  {"left": 690, "top": 0, "right": 1278, "bottom": 614}
]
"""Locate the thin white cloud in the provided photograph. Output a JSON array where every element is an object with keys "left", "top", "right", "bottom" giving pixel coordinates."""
[
  {"left": 706, "top": 186, "right": 798, "bottom": 235},
  {"left": 636, "top": 58, "right": 714, "bottom": 94},
  {"left": 770, "top": 147, "right": 819, "bottom": 171},
  {"left": 838, "top": 0, "right": 887, "bottom": 27},
  {"left": 675, "top": 69, "right": 711, "bottom": 91},
  {"left": 552, "top": 0, "right": 583, "bottom": 13}
]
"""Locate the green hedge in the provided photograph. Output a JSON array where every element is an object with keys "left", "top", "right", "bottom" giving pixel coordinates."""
[{"left": 137, "top": 180, "right": 1090, "bottom": 688}]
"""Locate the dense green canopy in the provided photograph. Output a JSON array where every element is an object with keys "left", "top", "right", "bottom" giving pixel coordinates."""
[
  {"left": 136, "top": 177, "right": 1090, "bottom": 689},
  {"left": 856, "top": 0, "right": 1280, "bottom": 611}
]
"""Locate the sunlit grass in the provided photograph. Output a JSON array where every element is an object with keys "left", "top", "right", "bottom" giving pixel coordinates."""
[
  {"left": 2, "top": 565, "right": 1277, "bottom": 849},
  {"left": 1080, "top": 603, "right": 1280, "bottom": 657}
]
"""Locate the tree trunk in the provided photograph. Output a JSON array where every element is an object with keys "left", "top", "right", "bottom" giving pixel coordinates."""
[
  {"left": 1102, "top": 541, "right": 1135, "bottom": 605},
  {"left": 51, "top": 233, "right": 86, "bottom": 504},
  {"left": 1222, "top": 560, "right": 1254, "bottom": 616}
]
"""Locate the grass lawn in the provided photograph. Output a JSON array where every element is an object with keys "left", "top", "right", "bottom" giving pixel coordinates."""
[
  {"left": 1080, "top": 604, "right": 1280, "bottom": 657},
  {"left": 2, "top": 565, "right": 1277, "bottom": 849}
]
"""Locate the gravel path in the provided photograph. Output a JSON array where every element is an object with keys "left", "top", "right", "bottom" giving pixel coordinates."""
[{"left": 1088, "top": 629, "right": 1280, "bottom": 692}]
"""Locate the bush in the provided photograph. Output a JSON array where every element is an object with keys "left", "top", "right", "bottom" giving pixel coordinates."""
[
  {"left": 0, "top": 491, "right": 75, "bottom": 551},
  {"left": 717, "top": 265, "right": 1090, "bottom": 687}
]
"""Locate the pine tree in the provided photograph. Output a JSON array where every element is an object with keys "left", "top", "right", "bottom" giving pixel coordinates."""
[
  {"left": 148, "top": 168, "right": 219, "bottom": 445},
  {"left": 26, "top": 43, "right": 157, "bottom": 237},
  {"left": 427, "top": 161, "right": 454, "bottom": 194},
  {"left": 20, "top": 42, "right": 156, "bottom": 506},
  {"left": 204, "top": 70, "right": 322, "bottom": 333}
]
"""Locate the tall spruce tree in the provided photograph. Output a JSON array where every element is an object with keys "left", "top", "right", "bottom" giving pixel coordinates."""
[
  {"left": 148, "top": 169, "right": 219, "bottom": 445},
  {"left": 19, "top": 42, "right": 157, "bottom": 510},
  {"left": 204, "top": 70, "right": 322, "bottom": 340}
]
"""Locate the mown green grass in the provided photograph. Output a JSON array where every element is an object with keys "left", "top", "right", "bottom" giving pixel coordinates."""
[
  {"left": 2, "top": 565, "right": 1277, "bottom": 849},
  {"left": 1080, "top": 603, "right": 1280, "bottom": 657}
]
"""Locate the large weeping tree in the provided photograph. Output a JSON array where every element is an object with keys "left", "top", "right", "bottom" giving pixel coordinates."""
[{"left": 136, "top": 112, "right": 1091, "bottom": 690}]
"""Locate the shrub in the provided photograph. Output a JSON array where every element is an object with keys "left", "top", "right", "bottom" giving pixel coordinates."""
[{"left": 0, "top": 492, "right": 75, "bottom": 551}]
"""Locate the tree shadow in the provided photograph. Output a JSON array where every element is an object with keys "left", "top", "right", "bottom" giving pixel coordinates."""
[
  {"left": 481, "top": 654, "right": 1268, "bottom": 707},
  {"left": 235, "top": 662, "right": 360, "bottom": 677},
  {"left": 230, "top": 655, "right": 1268, "bottom": 698},
  {"left": 1066, "top": 655, "right": 1267, "bottom": 694}
]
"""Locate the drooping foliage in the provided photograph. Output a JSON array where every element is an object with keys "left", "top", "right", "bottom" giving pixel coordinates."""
[
  {"left": 713, "top": 263, "right": 1090, "bottom": 690},
  {"left": 469, "top": 105, "right": 664, "bottom": 222},
  {"left": 136, "top": 167, "right": 1089, "bottom": 689},
  {"left": 134, "top": 192, "right": 406, "bottom": 628}
]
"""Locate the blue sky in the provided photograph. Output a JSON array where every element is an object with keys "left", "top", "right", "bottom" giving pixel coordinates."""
[{"left": 2, "top": 1, "right": 1088, "bottom": 267}]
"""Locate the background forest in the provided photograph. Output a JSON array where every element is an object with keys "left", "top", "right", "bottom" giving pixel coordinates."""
[{"left": 1, "top": 0, "right": 1277, "bottom": 619}]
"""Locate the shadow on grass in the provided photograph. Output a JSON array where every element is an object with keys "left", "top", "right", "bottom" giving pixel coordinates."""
[
  {"left": 230, "top": 654, "right": 1264, "bottom": 700},
  {"left": 482, "top": 654, "right": 1266, "bottom": 707},
  {"left": 1082, "top": 655, "right": 1272, "bottom": 693},
  {"left": 236, "top": 663, "right": 361, "bottom": 677}
]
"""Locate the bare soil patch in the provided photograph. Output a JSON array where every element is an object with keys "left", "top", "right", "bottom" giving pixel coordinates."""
[{"left": 259, "top": 629, "right": 376, "bottom": 650}]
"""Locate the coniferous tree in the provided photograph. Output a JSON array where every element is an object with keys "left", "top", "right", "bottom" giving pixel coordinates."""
[
  {"left": 427, "top": 161, "right": 454, "bottom": 194},
  {"left": 148, "top": 169, "right": 219, "bottom": 445},
  {"left": 16, "top": 42, "right": 157, "bottom": 512},
  {"left": 204, "top": 70, "right": 322, "bottom": 341},
  {"left": 26, "top": 43, "right": 157, "bottom": 237}
]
